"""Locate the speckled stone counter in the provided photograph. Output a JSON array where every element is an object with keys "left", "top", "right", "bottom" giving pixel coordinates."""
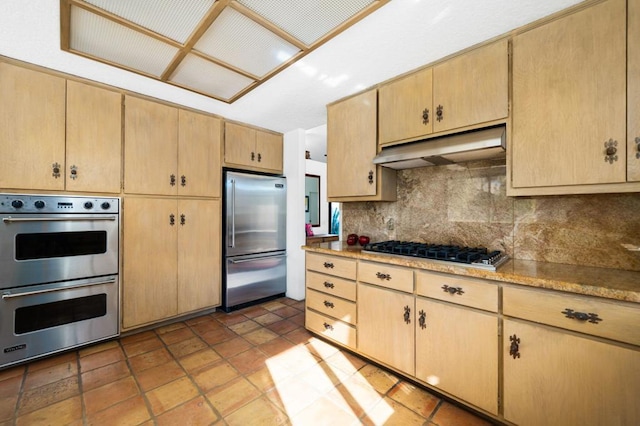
[{"left": 303, "top": 242, "right": 640, "bottom": 304}]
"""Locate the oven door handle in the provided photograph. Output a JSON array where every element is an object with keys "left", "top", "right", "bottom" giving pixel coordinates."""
[
  {"left": 1, "top": 277, "right": 117, "bottom": 299},
  {"left": 2, "top": 216, "right": 117, "bottom": 223}
]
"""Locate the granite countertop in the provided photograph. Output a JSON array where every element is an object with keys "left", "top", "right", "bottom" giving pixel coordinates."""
[{"left": 303, "top": 242, "right": 640, "bottom": 304}]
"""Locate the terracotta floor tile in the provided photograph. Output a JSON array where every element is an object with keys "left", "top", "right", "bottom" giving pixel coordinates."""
[
  {"left": 216, "top": 312, "right": 248, "bottom": 326},
  {"left": 178, "top": 348, "right": 222, "bottom": 374},
  {"left": 387, "top": 381, "right": 440, "bottom": 418},
  {"left": 228, "top": 319, "right": 262, "bottom": 335},
  {"left": 246, "top": 365, "right": 292, "bottom": 393},
  {"left": 185, "top": 314, "right": 215, "bottom": 326},
  {"left": 290, "top": 395, "right": 359, "bottom": 426},
  {"left": 0, "top": 375, "right": 23, "bottom": 399},
  {"left": 266, "top": 376, "right": 323, "bottom": 417},
  {"left": 213, "top": 336, "right": 253, "bottom": 358},
  {"left": 289, "top": 312, "right": 306, "bottom": 326},
  {"left": 224, "top": 396, "right": 288, "bottom": 426},
  {"left": 261, "top": 301, "right": 288, "bottom": 312},
  {"left": 158, "top": 326, "right": 195, "bottom": 345},
  {"left": 326, "top": 375, "right": 385, "bottom": 419},
  {"left": 227, "top": 347, "right": 268, "bottom": 375},
  {"left": 119, "top": 330, "right": 156, "bottom": 346},
  {"left": 199, "top": 327, "right": 237, "bottom": 345},
  {"left": 85, "top": 395, "right": 151, "bottom": 426},
  {"left": 238, "top": 305, "right": 270, "bottom": 319},
  {"left": 80, "top": 360, "right": 131, "bottom": 391},
  {"left": 205, "top": 376, "right": 261, "bottom": 417},
  {"left": 15, "top": 396, "right": 82, "bottom": 426},
  {"left": 78, "top": 340, "right": 120, "bottom": 358},
  {"left": 0, "top": 365, "right": 25, "bottom": 382},
  {"left": 283, "top": 327, "right": 313, "bottom": 345},
  {"left": 243, "top": 328, "right": 279, "bottom": 346},
  {"left": 305, "top": 336, "right": 341, "bottom": 360},
  {"left": 18, "top": 376, "right": 79, "bottom": 416},
  {"left": 79, "top": 347, "right": 125, "bottom": 372},
  {"left": 23, "top": 361, "right": 78, "bottom": 391},
  {"left": 156, "top": 396, "right": 219, "bottom": 426},
  {"left": 297, "top": 361, "right": 350, "bottom": 394},
  {"left": 27, "top": 352, "right": 77, "bottom": 373},
  {"left": 267, "top": 345, "right": 320, "bottom": 375},
  {"left": 355, "top": 364, "right": 399, "bottom": 395},
  {"left": 155, "top": 321, "right": 186, "bottom": 335},
  {"left": 122, "top": 336, "right": 163, "bottom": 358},
  {"left": 167, "top": 336, "right": 207, "bottom": 358},
  {"left": 257, "top": 337, "right": 296, "bottom": 357},
  {"left": 253, "top": 312, "right": 284, "bottom": 326},
  {"left": 83, "top": 376, "right": 139, "bottom": 415},
  {"left": 266, "top": 319, "right": 299, "bottom": 336},
  {"left": 190, "top": 319, "right": 224, "bottom": 336},
  {"left": 135, "top": 360, "right": 186, "bottom": 392},
  {"left": 145, "top": 376, "right": 200, "bottom": 416},
  {"left": 325, "top": 350, "right": 367, "bottom": 375},
  {"left": 430, "top": 401, "right": 493, "bottom": 426},
  {"left": 192, "top": 360, "right": 239, "bottom": 392},
  {"left": 128, "top": 347, "right": 173, "bottom": 374},
  {"left": 0, "top": 396, "right": 18, "bottom": 423},
  {"left": 290, "top": 301, "right": 305, "bottom": 310},
  {"left": 271, "top": 306, "right": 301, "bottom": 319},
  {"left": 279, "top": 298, "right": 298, "bottom": 306},
  {"left": 361, "top": 396, "right": 426, "bottom": 426}
]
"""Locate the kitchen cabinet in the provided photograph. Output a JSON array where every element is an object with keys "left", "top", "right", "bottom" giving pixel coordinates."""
[
  {"left": 224, "top": 122, "right": 283, "bottom": 173},
  {"left": 510, "top": 0, "right": 629, "bottom": 194},
  {"left": 124, "top": 96, "right": 222, "bottom": 197},
  {"left": 0, "top": 62, "right": 66, "bottom": 191},
  {"left": 629, "top": 0, "right": 640, "bottom": 181},
  {"left": 327, "top": 89, "right": 396, "bottom": 201},
  {"left": 122, "top": 197, "right": 221, "bottom": 329},
  {"left": 378, "top": 40, "right": 508, "bottom": 146}
]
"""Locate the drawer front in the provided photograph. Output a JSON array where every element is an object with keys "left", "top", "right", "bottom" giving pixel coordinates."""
[
  {"left": 306, "top": 270, "right": 356, "bottom": 301},
  {"left": 503, "top": 286, "right": 640, "bottom": 346},
  {"left": 306, "top": 309, "right": 356, "bottom": 348},
  {"left": 306, "top": 252, "right": 356, "bottom": 280},
  {"left": 358, "top": 261, "right": 414, "bottom": 293},
  {"left": 416, "top": 270, "right": 498, "bottom": 312},
  {"left": 306, "top": 289, "right": 356, "bottom": 325}
]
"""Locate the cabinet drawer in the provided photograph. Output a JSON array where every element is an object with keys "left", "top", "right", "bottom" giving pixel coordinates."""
[
  {"left": 306, "top": 270, "right": 356, "bottom": 301},
  {"left": 306, "top": 309, "right": 356, "bottom": 348},
  {"left": 503, "top": 286, "right": 640, "bottom": 346},
  {"left": 416, "top": 270, "right": 498, "bottom": 312},
  {"left": 306, "top": 253, "right": 356, "bottom": 280},
  {"left": 358, "top": 261, "right": 414, "bottom": 293},
  {"left": 307, "top": 289, "right": 356, "bottom": 325}
]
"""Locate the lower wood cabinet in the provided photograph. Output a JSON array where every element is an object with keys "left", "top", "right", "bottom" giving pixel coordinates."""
[{"left": 123, "top": 197, "right": 221, "bottom": 329}]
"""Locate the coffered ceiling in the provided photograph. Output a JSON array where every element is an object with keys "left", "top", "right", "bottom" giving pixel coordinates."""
[{"left": 60, "top": 0, "right": 389, "bottom": 103}]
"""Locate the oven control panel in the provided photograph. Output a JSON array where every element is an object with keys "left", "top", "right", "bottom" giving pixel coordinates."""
[{"left": 0, "top": 194, "right": 119, "bottom": 214}]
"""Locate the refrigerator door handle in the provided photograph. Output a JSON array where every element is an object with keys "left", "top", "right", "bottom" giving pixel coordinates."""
[
  {"left": 229, "top": 178, "right": 236, "bottom": 248},
  {"left": 229, "top": 253, "right": 287, "bottom": 264}
]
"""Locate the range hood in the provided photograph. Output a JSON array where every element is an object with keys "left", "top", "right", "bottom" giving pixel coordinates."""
[{"left": 373, "top": 125, "right": 506, "bottom": 170}]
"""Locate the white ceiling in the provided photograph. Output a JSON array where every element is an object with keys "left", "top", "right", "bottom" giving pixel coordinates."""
[{"left": 0, "top": 0, "right": 583, "bottom": 135}]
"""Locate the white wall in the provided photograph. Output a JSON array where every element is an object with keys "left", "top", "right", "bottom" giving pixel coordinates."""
[{"left": 305, "top": 159, "right": 329, "bottom": 235}]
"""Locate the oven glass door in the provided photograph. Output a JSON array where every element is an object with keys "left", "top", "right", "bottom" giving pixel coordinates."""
[{"left": 0, "top": 214, "right": 119, "bottom": 289}]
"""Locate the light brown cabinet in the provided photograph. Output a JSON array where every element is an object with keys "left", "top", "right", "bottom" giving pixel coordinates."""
[
  {"left": 224, "top": 122, "right": 283, "bottom": 173},
  {"left": 510, "top": 0, "right": 630, "bottom": 194},
  {"left": 629, "top": 0, "right": 640, "bottom": 182},
  {"left": 125, "top": 96, "right": 221, "bottom": 197},
  {"left": 327, "top": 89, "right": 396, "bottom": 201},
  {"left": 122, "top": 197, "right": 221, "bottom": 329},
  {"left": 378, "top": 40, "right": 508, "bottom": 146}
]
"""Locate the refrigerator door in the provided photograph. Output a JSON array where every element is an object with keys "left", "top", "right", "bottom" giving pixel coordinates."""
[
  {"left": 225, "top": 252, "right": 287, "bottom": 310},
  {"left": 225, "top": 171, "right": 287, "bottom": 257}
]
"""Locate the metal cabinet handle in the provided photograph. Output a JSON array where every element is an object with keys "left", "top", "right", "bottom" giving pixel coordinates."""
[
  {"left": 2, "top": 277, "right": 117, "bottom": 299},
  {"left": 69, "top": 165, "right": 78, "bottom": 180},
  {"left": 604, "top": 139, "right": 618, "bottom": 164},
  {"left": 368, "top": 170, "right": 374, "bottom": 184},
  {"left": 422, "top": 108, "right": 429, "bottom": 125},
  {"left": 323, "top": 300, "right": 334, "bottom": 309},
  {"left": 323, "top": 281, "right": 334, "bottom": 289},
  {"left": 403, "top": 305, "right": 411, "bottom": 324},
  {"left": 418, "top": 310, "right": 426, "bottom": 329},
  {"left": 251, "top": 152, "right": 255, "bottom": 161},
  {"left": 170, "top": 174, "right": 176, "bottom": 186},
  {"left": 169, "top": 214, "right": 175, "bottom": 226},
  {"left": 436, "top": 104, "right": 444, "bottom": 122},
  {"left": 52, "top": 162, "right": 61, "bottom": 179},
  {"left": 181, "top": 175, "right": 186, "bottom": 187},
  {"left": 635, "top": 137, "right": 640, "bottom": 159},
  {"left": 180, "top": 214, "right": 186, "bottom": 226},
  {"left": 257, "top": 153, "right": 262, "bottom": 162},
  {"left": 509, "top": 335, "right": 521, "bottom": 359},
  {"left": 323, "top": 322, "right": 333, "bottom": 331},
  {"left": 323, "top": 262, "right": 334, "bottom": 269},
  {"left": 561, "top": 308, "right": 602, "bottom": 324},
  {"left": 442, "top": 285, "right": 464, "bottom": 295},
  {"left": 376, "top": 272, "right": 391, "bottom": 280}
]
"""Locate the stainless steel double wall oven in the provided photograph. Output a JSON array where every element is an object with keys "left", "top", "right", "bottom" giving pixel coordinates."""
[{"left": 0, "top": 193, "right": 120, "bottom": 368}]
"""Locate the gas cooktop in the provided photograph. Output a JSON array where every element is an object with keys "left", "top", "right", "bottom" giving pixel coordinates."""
[{"left": 362, "top": 240, "right": 509, "bottom": 271}]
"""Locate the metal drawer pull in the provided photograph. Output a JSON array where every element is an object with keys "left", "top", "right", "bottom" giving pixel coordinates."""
[
  {"left": 442, "top": 285, "right": 464, "bottom": 295},
  {"left": 376, "top": 272, "right": 391, "bottom": 280},
  {"left": 323, "top": 300, "right": 334, "bottom": 308},
  {"left": 323, "top": 262, "right": 334, "bottom": 269},
  {"left": 561, "top": 308, "right": 602, "bottom": 324},
  {"left": 2, "top": 278, "right": 117, "bottom": 299},
  {"left": 3, "top": 216, "right": 116, "bottom": 223},
  {"left": 403, "top": 305, "right": 411, "bottom": 324},
  {"left": 323, "top": 322, "right": 333, "bottom": 331},
  {"left": 323, "top": 281, "right": 334, "bottom": 289},
  {"left": 418, "top": 310, "right": 426, "bottom": 329},
  {"left": 509, "top": 335, "right": 521, "bottom": 359}
]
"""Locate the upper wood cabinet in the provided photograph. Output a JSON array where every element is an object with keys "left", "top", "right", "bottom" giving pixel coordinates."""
[
  {"left": 629, "top": 0, "right": 640, "bottom": 182},
  {"left": 0, "top": 62, "right": 66, "bottom": 191},
  {"left": 124, "top": 95, "right": 221, "bottom": 197},
  {"left": 378, "top": 40, "right": 508, "bottom": 146},
  {"left": 327, "top": 89, "right": 396, "bottom": 201},
  {"left": 510, "top": 0, "right": 628, "bottom": 193},
  {"left": 224, "top": 122, "right": 283, "bottom": 173}
]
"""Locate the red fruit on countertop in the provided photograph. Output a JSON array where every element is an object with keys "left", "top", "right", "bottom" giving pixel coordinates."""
[
  {"left": 346, "top": 234, "right": 358, "bottom": 245},
  {"left": 359, "top": 235, "right": 370, "bottom": 246}
]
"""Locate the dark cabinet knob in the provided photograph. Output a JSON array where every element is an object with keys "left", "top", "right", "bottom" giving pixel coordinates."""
[
  {"left": 422, "top": 108, "right": 429, "bottom": 125},
  {"left": 170, "top": 174, "right": 176, "bottom": 186},
  {"left": 436, "top": 105, "right": 444, "bottom": 122},
  {"left": 604, "top": 139, "right": 618, "bottom": 164},
  {"left": 52, "top": 162, "right": 61, "bottom": 179},
  {"left": 181, "top": 175, "right": 186, "bottom": 187}
]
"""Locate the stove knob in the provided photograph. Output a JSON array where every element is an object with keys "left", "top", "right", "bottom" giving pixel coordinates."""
[
  {"left": 11, "top": 200, "right": 24, "bottom": 209},
  {"left": 100, "top": 202, "right": 111, "bottom": 210},
  {"left": 84, "top": 201, "right": 94, "bottom": 210},
  {"left": 34, "top": 200, "right": 45, "bottom": 209}
]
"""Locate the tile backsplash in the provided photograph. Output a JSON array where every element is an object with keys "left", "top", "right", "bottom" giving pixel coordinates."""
[{"left": 342, "top": 160, "right": 640, "bottom": 271}]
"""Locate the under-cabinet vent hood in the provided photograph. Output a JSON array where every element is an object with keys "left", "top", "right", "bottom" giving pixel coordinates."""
[{"left": 373, "top": 126, "right": 506, "bottom": 169}]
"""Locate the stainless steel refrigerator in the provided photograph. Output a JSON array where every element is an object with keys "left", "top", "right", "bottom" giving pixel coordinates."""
[{"left": 222, "top": 170, "right": 287, "bottom": 311}]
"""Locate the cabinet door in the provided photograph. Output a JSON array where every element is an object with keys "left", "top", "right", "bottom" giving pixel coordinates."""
[
  {"left": 124, "top": 96, "right": 178, "bottom": 195},
  {"left": 178, "top": 110, "right": 221, "bottom": 197},
  {"left": 256, "top": 130, "right": 283, "bottom": 173},
  {"left": 327, "top": 89, "right": 378, "bottom": 198},
  {"left": 415, "top": 299, "right": 498, "bottom": 414},
  {"left": 629, "top": 0, "right": 640, "bottom": 181},
  {"left": 224, "top": 122, "right": 255, "bottom": 168},
  {"left": 0, "top": 62, "right": 65, "bottom": 191},
  {"left": 511, "top": 0, "right": 626, "bottom": 188},
  {"left": 378, "top": 68, "right": 433, "bottom": 145},
  {"left": 433, "top": 40, "right": 508, "bottom": 133},
  {"left": 66, "top": 81, "right": 122, "bottom": 193},
  {"left": 503, "top": 319, "right": 640, "bottom": 426},
  {"left": 177, "top": 199, "right": 221, "bottom": 313},
  {"left": 123, "top": 197, "right": 178, "bottom": 329},
  {"left": 357, "top": 283, "right": 415, "bottom": 375}
]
